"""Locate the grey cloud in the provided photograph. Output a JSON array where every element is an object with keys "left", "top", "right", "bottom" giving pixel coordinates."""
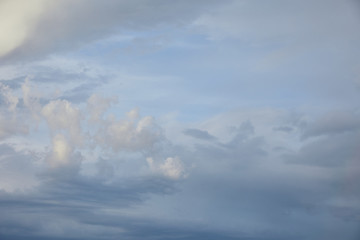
[
  {"left": 0, "top": 174, "right": 179, "bottom": 239},
  {"left": 286, "top": 131, "right": 360, "bottom": 167},
  {"left": 273, "top": 126, "right": 293, "bottom": 133},
  {"left": 183, "top": 128, "right": 216, "bottom": 141},
  {"left": 225, "top": 121, "right": 256, "bottom": 147},
  {"left": 161, "top": 114, "right": 360, "bottom": 239},
  {"left": 301, "top": 111, "right": 360, "bottom": 139},
  {"left": 0, "top": 144, "right": 38, "bottom": 191},
  {"left": 0, "top": 182, "right": 306, "bottom": 240},
  {"left": 0, "top": 209, "right": 298, "bottom": 240},
  {"left": 185, "top": 128, "right": 266, "bottom": 169},
  {"left": 328, "top": 206, "right": 360, "bottom": 222}
]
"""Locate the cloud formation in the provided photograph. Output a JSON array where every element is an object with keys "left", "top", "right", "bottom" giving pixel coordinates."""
[
  {"left": 96, "top": 109, "right": 162, "bottom": 152},
  {"left": 147, "top": 156, "right": 186, "bottom": 179},
  {"left": 1, "top": 1, "right": 360, "bottom": 239}
]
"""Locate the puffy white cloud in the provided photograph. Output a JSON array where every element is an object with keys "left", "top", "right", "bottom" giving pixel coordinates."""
[
  {"left": 147, "top": 156, "right": 186, "bottom": 180},
  {"left": 48, "top": 134, "right": 72, "bottom": 168},
  {"left": 41, "top": 99, "right": 83, "bottom": 146},
  {"left": 96, "top": 109, "right": 162, "bottom": 152}
]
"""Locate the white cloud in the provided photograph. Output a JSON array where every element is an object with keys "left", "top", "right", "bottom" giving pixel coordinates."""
[
  {"left": 48, "top": 134, "right": 72, "bottom": 168},
  {"left": 0, "top": 0, "right": 47, "bottom": 57},
  {"left": 96, "top": 109, "right": 162, "bottom": 152},
  {"left": 41, "top": 99, "right": 83, "bottom": 146},
  {"left": 147, "top": 156, "right": 186, "bottom": 180}
]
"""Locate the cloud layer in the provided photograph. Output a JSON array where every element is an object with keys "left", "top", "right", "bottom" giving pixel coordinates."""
[{"left": 0, "top": 1, "right": 359, "bottom": 239}]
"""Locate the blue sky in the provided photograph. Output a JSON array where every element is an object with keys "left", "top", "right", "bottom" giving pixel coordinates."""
[{"left": 0, "top": 0, "right": 360, "bottom": 239}]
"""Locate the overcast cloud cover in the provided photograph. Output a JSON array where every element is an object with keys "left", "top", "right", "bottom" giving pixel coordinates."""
[{"left": 0, "top": 0, "right": 360, "bottom": 239}]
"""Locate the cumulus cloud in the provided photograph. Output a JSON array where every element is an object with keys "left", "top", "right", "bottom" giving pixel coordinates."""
[
  {"left": 96, "top": 109, "right": 162, "bottom": 152},
  {"left": 47, "top": 134, "right": 73, "bottom": 168},
  {"left": 147, "top": 156, "right": 186, "bottom": 180},
  {"left": 41, "top": 99, "right": 83, "bottom": 146}
]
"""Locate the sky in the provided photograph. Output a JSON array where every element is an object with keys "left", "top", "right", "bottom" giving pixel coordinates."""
[{"left": 0, "top": 0, "right": 360, "bottom": 239}]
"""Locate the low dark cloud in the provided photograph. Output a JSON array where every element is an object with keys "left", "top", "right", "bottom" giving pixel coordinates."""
[{"left": 0, "top": 173, "right": 180, "bottom": 239}]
